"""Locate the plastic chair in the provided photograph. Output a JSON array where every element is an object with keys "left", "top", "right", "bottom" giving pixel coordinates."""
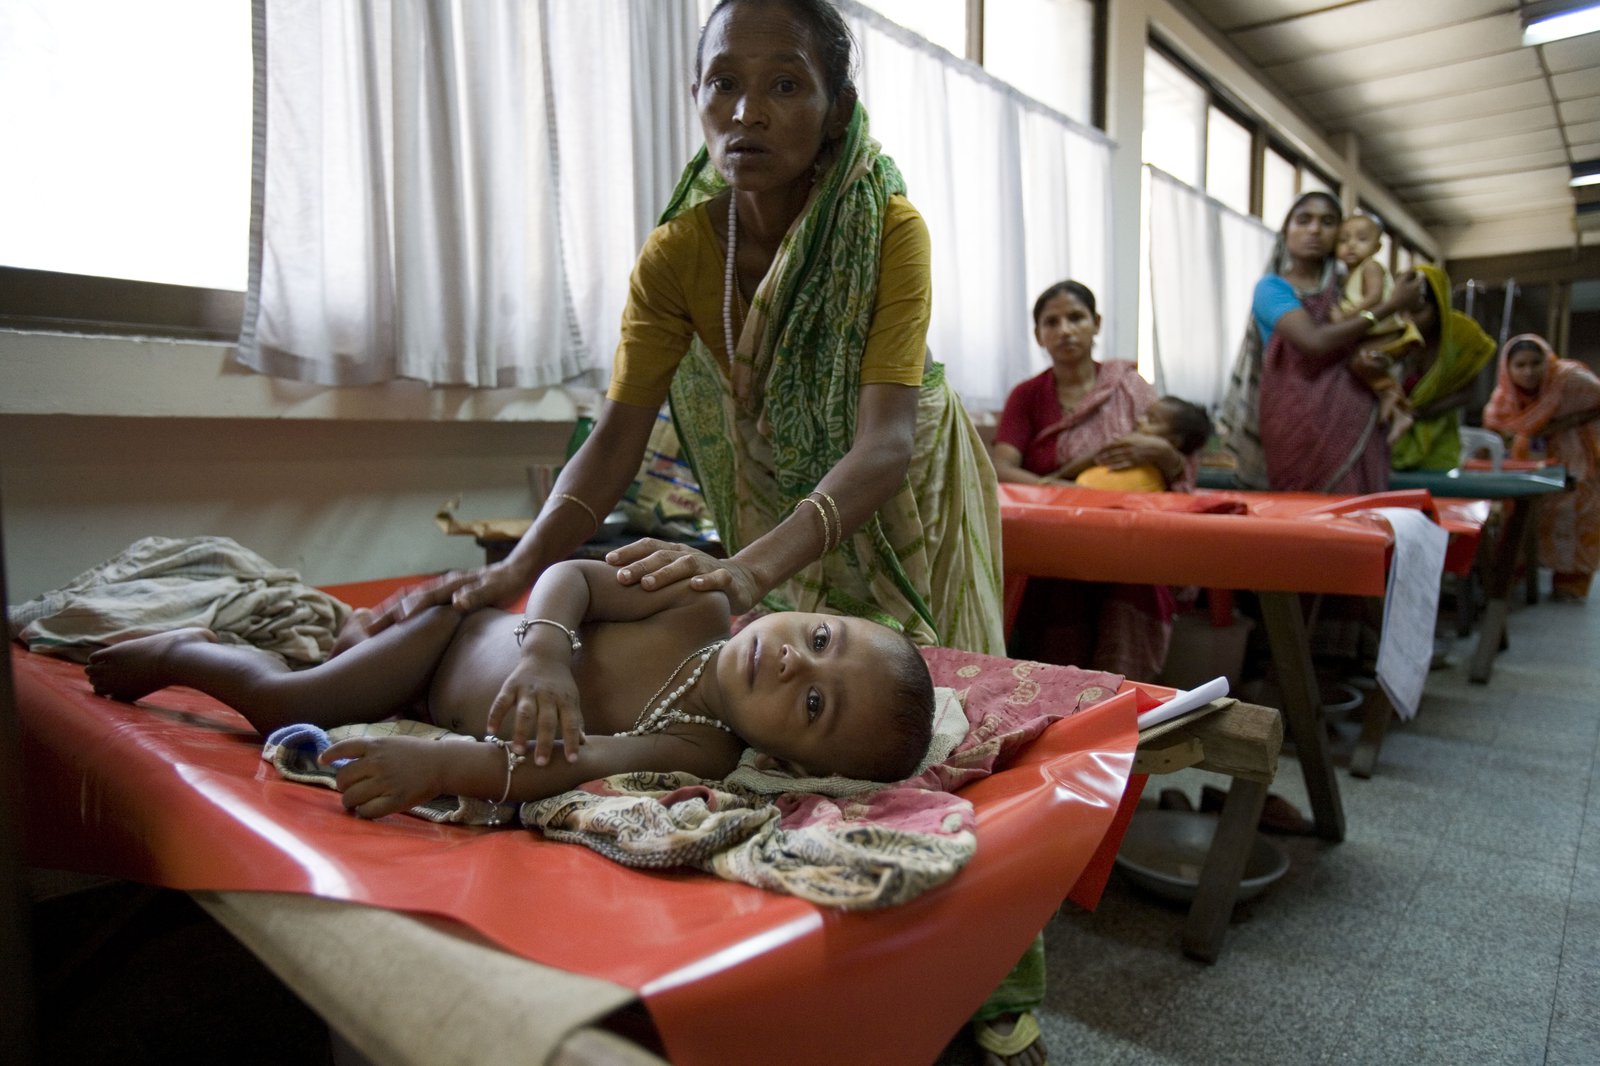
[{"left": 1457, "top": 427, "right": 1504, "bottom": 472}]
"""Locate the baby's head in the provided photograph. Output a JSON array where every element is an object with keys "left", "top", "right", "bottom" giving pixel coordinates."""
[
  {"left": 717, "top": 612, "right": 935, "bottom": 782},
  {"left": 1137, "top": 397, "right": 1212, "bottom": 456},
  {"left": 1337, "top": 215, "right": 1383, "bottom": 269}
]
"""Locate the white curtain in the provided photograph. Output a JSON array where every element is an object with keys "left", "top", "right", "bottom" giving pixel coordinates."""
[
  {"left": 1145, "top": 166, "right": 1274, "bottom": 410},
  {"left": 240, "top": 0, "right": 697, "bottom": 388},
  {"left": 841, "top": 3, "right": 1114, "bottom": 413}
]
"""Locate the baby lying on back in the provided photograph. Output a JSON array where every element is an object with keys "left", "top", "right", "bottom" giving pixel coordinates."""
[{"left": 88, "top": 558, "right": 935, "bottom": 819}]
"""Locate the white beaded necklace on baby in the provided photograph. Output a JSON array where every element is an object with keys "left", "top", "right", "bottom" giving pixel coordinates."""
[
  {"left": 621, "top": 640, "right": 732, "bottom": 737},
  {"left": 722, "top": 194, "right": 739, "bottom": 371}
]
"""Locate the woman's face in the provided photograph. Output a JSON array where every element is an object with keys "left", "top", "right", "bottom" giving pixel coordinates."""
[
  {"left": 1508, "top": 345, "right": 1547, "bottom": 393},
  {"left": 693, "top": 2, "right": 848, "bottom": 198},
  {"left": 1034, "top": 292, "right": 1101, "bottom": 369},
  {"left": 1284, "top": 196, "right": 1340, "bottom": 264}
]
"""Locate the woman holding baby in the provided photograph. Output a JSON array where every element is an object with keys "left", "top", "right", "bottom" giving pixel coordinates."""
[
  {"left": 1220, "top": 191, "right": 1425, "bottom": 492},
  {"left": 991, "top": 279, "right": 1188, "bottom": 681}
]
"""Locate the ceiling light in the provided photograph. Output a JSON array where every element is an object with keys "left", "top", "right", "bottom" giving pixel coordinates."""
[
  {"left": 1523, "top": 2, "right": 1600, "bottom": 46},
  {"left": 1573, "top": 160, "right": 1600, "bottom": 188}
]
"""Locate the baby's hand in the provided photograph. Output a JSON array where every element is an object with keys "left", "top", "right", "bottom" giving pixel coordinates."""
[
  {"left": 486, "top": 657, "right": 586, "bottom": 766},
  {"left": 320, "top": 735, "right": 440, "bottom": 820}
]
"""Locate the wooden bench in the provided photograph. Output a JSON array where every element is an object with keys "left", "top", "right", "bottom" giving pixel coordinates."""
[{"left": 1132, "top": 698, "right": 1283, "bottom": 963}]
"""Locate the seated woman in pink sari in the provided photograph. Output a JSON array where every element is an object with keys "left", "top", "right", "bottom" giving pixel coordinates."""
[
  {"left": 1483, "top": 334, "right": 1600, "bottom": 603},
  {"left": 991, "top": 281, "right": 1187, "bottom": 681}
]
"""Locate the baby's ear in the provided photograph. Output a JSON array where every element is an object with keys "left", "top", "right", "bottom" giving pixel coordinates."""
[{"left": 751, "top": 752, "right": 812, "bottom": 777}]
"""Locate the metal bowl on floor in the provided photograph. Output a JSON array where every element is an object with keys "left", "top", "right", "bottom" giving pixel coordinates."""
[{"left": 1114, "top": 810, "right": 1289, "bottom": 905}]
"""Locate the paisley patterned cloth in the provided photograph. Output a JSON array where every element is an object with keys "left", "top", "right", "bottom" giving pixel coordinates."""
[
  {"left": 263, "top": 649, "right": 1122, "bottom": 910},
  {"left": 662, "top": 103, "right": 1006, "bottom": 655}
]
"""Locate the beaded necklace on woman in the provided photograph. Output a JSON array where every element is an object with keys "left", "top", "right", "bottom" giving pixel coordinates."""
[
  {"left": 620, "top": 640, "right": 733, "bottom": 737},
  {"left": 722, "top": 195, "right": 741, "bottom": 370}
]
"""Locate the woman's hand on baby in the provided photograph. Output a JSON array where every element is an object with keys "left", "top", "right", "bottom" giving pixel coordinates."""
[
  {"left": 1392, "top": 270, "right": 1426, "bottom": 314},
  {"left": 321, "top": 735, "right": 442, "bottom": 820},
  {"left": 1093, "top": 432, "right": 1168, "bottom": 471},
  {"left": 1352, "top": 347, "right": 1392, "bottom": 378},
  {"left": 608, "top": 539, "right": 761, "bottom": 615},
  {"left": 486, "top": 657, "right": 585, "bottom": 766}
]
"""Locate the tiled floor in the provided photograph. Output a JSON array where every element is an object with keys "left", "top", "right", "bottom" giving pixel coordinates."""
[
  {"left": 949, "top": 576, "right": 1598, "bottom": 1066},
  {"left": 24, "top": 580, "right": 1599, "bottom": 1065}
]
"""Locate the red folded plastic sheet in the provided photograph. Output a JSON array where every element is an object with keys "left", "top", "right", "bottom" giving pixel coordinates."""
[
  {"left": 998, "top": 483, "right": 1482, "bottom": 595},
  {"left": 15, "top": 578, "right": 1139, "bottom": 1066}
]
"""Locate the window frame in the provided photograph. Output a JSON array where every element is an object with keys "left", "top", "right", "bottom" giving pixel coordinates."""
[{"left": 0, "top": 266, "right": 244, "bottom": 342}]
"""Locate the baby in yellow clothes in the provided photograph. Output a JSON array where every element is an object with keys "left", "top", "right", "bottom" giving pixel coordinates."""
[
  {"left": 1335, "top": 213, "right": 1422, "bottom": 444},
  {"left": 1067, "top": 396, "right": 1212, "bottom": 492}
]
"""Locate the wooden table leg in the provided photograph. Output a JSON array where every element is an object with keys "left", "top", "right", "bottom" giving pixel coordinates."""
[
  {"left": 1469, "top": 498, "right": 1537, "bottom": 684},
  {"left": 1349, "top": 685, "right": 1393, "bottom": 779},
  {"left": 1257, "top": 591, "right": 1344, "bottom": 843},
  {"left": 1182, "top": 777, "right": 1269, "bottom": 964},
  {"left": 1453, "top": 572, "right": 1476, "bottom": 639}
]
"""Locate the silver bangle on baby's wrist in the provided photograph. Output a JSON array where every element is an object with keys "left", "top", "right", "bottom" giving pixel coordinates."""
[{"left": 513, "top": 617, "right": 582, "bottom": 652}]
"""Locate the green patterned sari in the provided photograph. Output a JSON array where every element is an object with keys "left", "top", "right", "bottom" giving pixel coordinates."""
[{"left": 660, "top": 105, "right": 1005, "bottom": 655}]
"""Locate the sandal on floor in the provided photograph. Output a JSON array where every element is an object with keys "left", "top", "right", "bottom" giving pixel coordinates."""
[{"left": 973, "top": 1010, "right": 1043, "bottom": 1061}]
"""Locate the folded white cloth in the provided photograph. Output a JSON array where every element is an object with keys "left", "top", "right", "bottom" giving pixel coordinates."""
[{"left": 8, "top": 535, "right": 349, "bottom": 664}]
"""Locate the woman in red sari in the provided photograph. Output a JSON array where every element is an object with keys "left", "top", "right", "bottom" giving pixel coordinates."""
[
  {"left": 991, "top": 280, "right": 1186, "bottom": 680},
  {"left": 1483, "top": 334, "right": 1600, "bottom": 602}
]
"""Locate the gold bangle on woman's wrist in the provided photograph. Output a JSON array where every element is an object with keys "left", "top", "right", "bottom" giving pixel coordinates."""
[
  {"left": 795, "top": 496, "right": 831, "bottom": 552},
  {"left": 794, "top": 490, "right": 843, "bottom": 553},
  {"left": 551, "top": 492, "right": 600, "bottom": 533}
]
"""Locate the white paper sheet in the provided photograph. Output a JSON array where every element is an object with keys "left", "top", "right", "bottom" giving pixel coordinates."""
[
  {"left": 1371, "top": 507, "right": 1450, "bottom": 721},
  {"left": 1136, "top": 676, "right": 1231, "bottom": 730}
]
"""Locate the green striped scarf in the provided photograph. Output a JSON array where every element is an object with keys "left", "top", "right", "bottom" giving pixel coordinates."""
[{"left": 661, "top": 104, "right": 1005, "bottom": 654}]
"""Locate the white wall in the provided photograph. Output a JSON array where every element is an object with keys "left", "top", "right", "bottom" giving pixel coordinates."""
[{"left": 2, "top": 331, "right": 580, "bottom": 602}]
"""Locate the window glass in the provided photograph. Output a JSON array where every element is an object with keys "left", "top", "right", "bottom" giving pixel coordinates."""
[
  {"left": 1205, "top": 105, "right": 1252, "bottom": 215},
  {"left": 1301, "top": 167, "right": 1338, "bottom": 200},
  {"left": 857, "top": 0, "right": 967, "bottom": 56},
  {"left": 1261, "top": 147, "right": 1298, "bottom": 228},
  {"left": 0, "top": 0, "right": 251, "bottom": 291},
  {"left": 984, "top": 0, "right": 1095, "bottom": 125},
  {"left": 1141, "top": 47, "right": 1206, "bottom": 188}
]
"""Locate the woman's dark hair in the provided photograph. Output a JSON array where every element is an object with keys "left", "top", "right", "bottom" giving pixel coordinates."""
[
  {"left": 696, "top": 0, "right": 857, "bottom": 101},
  {"left": 1032, "top": 280, "right": 1098, "bottom": 326},
  {"left": 1415, "top": 271, "right": 1442, "bottom": 342},
  {"left": 1507, "top": 338, "right": 1544, "bottom": 360}
]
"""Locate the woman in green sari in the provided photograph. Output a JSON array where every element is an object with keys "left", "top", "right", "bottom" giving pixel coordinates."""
[
  {"left": 355, "top": 0, "right": 1004, "bottom": 658},
  {"left": 1387, "top": 263, "right": 1497, "bottom": 471},
  {"left": 348, "top": 1, "right": 1024, "bottom": 1056}
]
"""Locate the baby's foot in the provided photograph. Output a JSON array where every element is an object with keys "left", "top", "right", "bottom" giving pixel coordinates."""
[{"left": 86, "top": 628, "right": 217, "bottom": 702}]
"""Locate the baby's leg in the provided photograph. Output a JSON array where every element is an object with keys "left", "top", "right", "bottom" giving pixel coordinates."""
[{"left": 86, "top": 607, "right": 467, "bottom": 734}]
